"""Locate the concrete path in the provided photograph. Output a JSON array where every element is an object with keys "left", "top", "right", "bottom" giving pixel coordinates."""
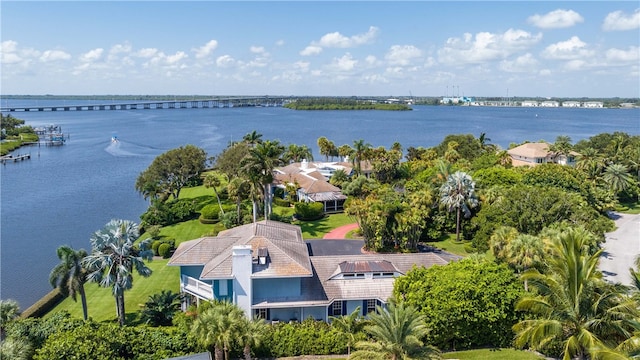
[
  {"left": 322, "top": 223, "right": 359, "bottom": 239},
  {"left": 599, "top": 212, "right": 640, "bottom": 286}
]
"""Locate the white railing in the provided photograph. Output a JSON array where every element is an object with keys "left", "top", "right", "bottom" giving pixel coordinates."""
[{"left": 182, "top": 275, "right": 213, "bottom": 299}]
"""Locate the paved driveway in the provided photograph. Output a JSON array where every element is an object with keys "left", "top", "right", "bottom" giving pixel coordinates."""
[{"left": 599, "top": 212, "right": 640, "bottom": 286}]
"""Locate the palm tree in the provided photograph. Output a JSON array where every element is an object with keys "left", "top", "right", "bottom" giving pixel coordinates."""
[
  {"left": 513, "top": 227, "right": 639, "bottom": 359},
  {"left": 0, "top": 299, "right": 20, "bottom": 341},
  {"left": 204, "top": 172, "right": 225, "bottom": 216},
  {"left": 576, "top": 147, "right": 604, "bottom": 180},
  {"left": 330, "top": 306, "right": 365, "bottom": 358},
  {"left": 83, "top": 219, "right": 153, "bottom": 326},
  {"left": 439, "top": 171, "right": 478, "bottom": 242},
  {"left": 489, "top": 226, "right": 518, "bottom": 260},
  {"left": 504, "top": 234, "right": 543, "bottom": 291},
  {"left": 49, "top": 245, "right": 89, "bottom": 320},
  {"left": 351, "top": 302, "right": 440, "bottom": 360},
  {"left": 603, "top": 163, "right": 634, "bottom": 197},
  {"left": 227, "top": 177, "right": 251, "bottom": 225},
  {"left": 237, "top": 317, "right": 267, "bottom": 360},
  {"left": 549, "top": 135, "right": 573, "bottom": 162},
  {"left": 140, "top": 290, "right": 183, "bottom": 326},
  {"left": 242, "top": 130, "right": 262, "bottom": 147},
  {"left": 352, "top": 139, "right": 372, "bottom": 175},
  {"left": 241, "top": 140, "right": 284, "bottom": 221},
  {"left": 192, "top": 301, "right": 245, "bottom": 360}
]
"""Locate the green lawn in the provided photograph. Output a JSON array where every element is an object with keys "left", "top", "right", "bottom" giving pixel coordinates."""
[
  {"left": 48, "top": 259, "right": 179, "bottom": 322},
  {"left": 295, "top": 213, "right": 354, "bottom": 239},
  {"left": 426, "top": 234, "right": 494, "bottom": 261},
  {"left": 442, "top": 348, "right": 543, "bottom": 359}
]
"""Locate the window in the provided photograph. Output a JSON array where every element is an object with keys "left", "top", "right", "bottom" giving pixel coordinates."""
[
  {"left": 331, "top": 301, "right": 343, "bottom": 316},
  {"left": 218, "top": 280, "right": 228, "bottom": 296},
  {"left": 366, "top": 299, "right": 377, "bottom": 314},
  {"left": 255, "top": 308, "right": 268, "bottom": 320}
]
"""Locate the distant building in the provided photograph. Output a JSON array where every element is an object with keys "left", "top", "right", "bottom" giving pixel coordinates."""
[
  {"left": 584, "top": 101, "right": 604, "bottom": 108},
  {"left": 562, "top": 101, "right": 581, "bottom": 108},
  {"left": 540, "top": 101, "right": 560, "bottom": 107},
  {"left": 507, "top": 142, "right": 579, "bottom": 167},
  {"left": 522, "top": 100, "right": 539, "bottom": 107}
]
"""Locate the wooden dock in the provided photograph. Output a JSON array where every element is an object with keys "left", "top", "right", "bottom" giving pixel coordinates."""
[{"left": 1, "top": 153, "right": 31, "bottom": 164}]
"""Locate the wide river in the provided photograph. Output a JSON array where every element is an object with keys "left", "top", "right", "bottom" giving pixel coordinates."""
[{"left": 1, "top": 100, "right": 639, "bottom": 309}]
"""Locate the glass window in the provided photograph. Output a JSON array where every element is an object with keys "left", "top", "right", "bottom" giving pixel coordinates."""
[
  {"left": 255, "top": 308, "right": 268, "bottom": 319},
  {"left": 367, "top": 299, "right": 377, "bottom": 313},
  {"left": 331, "top": 301, "right": 343, "bottom": 316},
  {"left": 218, "top": 280, "right": 228, "bottom": 296}
]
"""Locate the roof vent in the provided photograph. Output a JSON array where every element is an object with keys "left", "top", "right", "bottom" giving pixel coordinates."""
[{"left": 257, "top": 247, "right": 269, "bottom": 265}]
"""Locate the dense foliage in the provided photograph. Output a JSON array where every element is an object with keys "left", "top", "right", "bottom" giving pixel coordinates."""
[
  {"left": 285, "top": 97, "right": 411, "bottom": 111},
  {"left": 393, "top": 258, "right": 525, "bottom": 350}
]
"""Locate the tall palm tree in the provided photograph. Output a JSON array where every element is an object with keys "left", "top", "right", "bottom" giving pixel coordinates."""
[
  {"left": 576, "top": 147, "right": 604, "bottom": 180},
  {"left": 351, "top": 302, "right": 440, "bottom": 360},
  {"left": 83, "top": 219, "right": 153, "bottom": 326},
  {"left": 241, "top": 140, "right": 284, "bottom": 221},
  {"left": 489, "top": 226, "right": 518, "bottom": 260},
  {"left": 513, "top": 227, "right": 639, "bottom": 359},
  {"left": 439, "top": 171, "right": 478, "bottom": 242},
  {"left": 330, "top": 306, "right": 365, "bottom": 358},
  {"left": 227, "top": 177, "right": 251, "bottom": 225},
  {"left": 204, "top": 172, "right": 225, "bottom": 216},
  {"left": 352, "top": 139, "right": 372, "bottom": 176},
  {"left": 49, "top": 245, "right": 89, "bottom": 320}
]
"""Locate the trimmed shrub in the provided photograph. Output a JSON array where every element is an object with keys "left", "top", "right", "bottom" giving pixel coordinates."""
[
  {"left": 273, "top": 197, "right": 291, "bottom": 207},
  {"left": 199, "top": 204, "right": 220, "bottom": 220},
  {"left": 294, "top": 202, "right": 324, "bottom": 221},
  {"left": 158, "top": 243, "right": 172, "bottom": 258},
  {"left": 151, "top": 241, "right": 162, "bottom": 256}
]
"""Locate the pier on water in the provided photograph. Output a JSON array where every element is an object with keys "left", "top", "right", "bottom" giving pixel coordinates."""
[
  {"left": 0, "top": 96, "right": 290, "bottom": 112},
  {"left": 0, "top": 153, "right": 31, "bottom": 164}
]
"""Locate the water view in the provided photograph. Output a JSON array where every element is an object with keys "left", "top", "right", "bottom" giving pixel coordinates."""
[{"left": 1, "top": 101, "right": 639, "bottom": 309}]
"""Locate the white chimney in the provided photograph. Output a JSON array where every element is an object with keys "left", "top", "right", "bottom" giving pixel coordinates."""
[
  {"left": 301, "top": 159, "right": 308, "bottom": 169},
  {"left": 232, "top": 245, "right": 253, "bottom": 319}
]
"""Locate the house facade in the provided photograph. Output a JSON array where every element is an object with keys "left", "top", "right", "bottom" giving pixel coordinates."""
[
  {"left": 168, "top": 220, "right": 456, "bottom": 322},
  {"left": 507, "top": 142, "right": 578, "bottom": 167}
]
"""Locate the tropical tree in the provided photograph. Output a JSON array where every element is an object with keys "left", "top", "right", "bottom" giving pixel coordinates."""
[
  {"left": 576, "top": 147, "right": 605, "bottom": 180},
  {"left": 283, "top": 143, "right": 313, "bottom": 163},
  {"left": 135, "top": 145, "right": 208, "bottom": 200},
  {"left": 489, "top": 226, "right": 519, "bottom": 260},
  {"left": 241, "top": 140, "right": 284, "bottom": 221},
  {"left": 83, "top": 219, "right": 153, "bottom": 326},
  {"left": 204, "top": 172, "right": 225, "bottom": 216},
  {"left": 140, "top": 290, "right": 183, "bottom": 326},
  {"left": 603, "top": 163, "right": 634, "bottom": 196},
  {"left": 242, "top": 130, "right": 263, "bottom": 147},
  {"left": 226, "top": 177, "right": 251, "bottom": 225},
  {"left": 191, "top": 301, "right": 245, "bottom": 360},
  {"left": 439, "top": 171, "right": 478, "bottom": 242},
  {"left": 0, "top": 299, "right": 20, "bottom": 340},
  {"left": 504, "top": 234, "right": 544, "bottom": 291},
  {"left": 0, "top": 336, "right": 33, "bottom": 360},
  {"left": 549, "top": 135, "right": 573, "bottom": 160},
  {"left": 330, "top": 306, "right": 366, "bottom": 358},
  {"left": 513, "top": 227, "right": 639, "bottom": 359},
  {"left": 49, "top": 245, "right": 89, "bottom": 321},
  {"left": 352, "top": 139, "right": 372, "bottom": 175},
  {"left": 237, "top": 316, "right": 267, "bottom": 360},
  {"left": 351, "top": 302, "right": 440, "bottom": 360}
]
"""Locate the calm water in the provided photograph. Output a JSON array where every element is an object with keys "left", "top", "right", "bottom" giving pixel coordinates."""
[{"left": 1, "top": 101, "right": 639, "bottom": 309}]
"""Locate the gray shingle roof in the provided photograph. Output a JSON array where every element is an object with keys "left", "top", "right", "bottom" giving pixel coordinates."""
[{"left": 168, "top": 221, "right": 313, "bottom": 279}]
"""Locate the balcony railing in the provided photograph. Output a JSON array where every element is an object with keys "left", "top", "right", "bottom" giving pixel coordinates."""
[{"left": 181, "top": 275, "right": 213, "bottom": 299}]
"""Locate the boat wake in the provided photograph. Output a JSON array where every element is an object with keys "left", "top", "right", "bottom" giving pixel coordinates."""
[{"left": 105, "top": 139, "right": 162, "bottom": 157}]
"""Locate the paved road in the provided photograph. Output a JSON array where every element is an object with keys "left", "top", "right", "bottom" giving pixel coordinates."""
[{"left": 599, "top": 213, "right": 640, "bottom": 286}]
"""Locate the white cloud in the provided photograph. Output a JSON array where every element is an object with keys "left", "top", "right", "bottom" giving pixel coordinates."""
[
  {"left": 1, "top": 40, "right": 21, "bottom": 64},
  {"left": 385, "top": 45, "right": 422, "bottom": 66},
  {"left": 250, "top": 46, "right": 265, "bottom": 54},
  {"left": 605, "top": 46, "right": 640, "bottom": 63},
  {"left": 216, "top": 54, "right": 235, "bottom": 68},
  {"left": 602, "top": 10, "right": 640, "bottom": 31},
  {"left": 136, "top": 48, "right": 159, "bottom": 58},
  {"left": 300, "top": 45, "right": 322, "bottom": 56},
  {"left": 166, "top": 51, "right": 188, "bottom": 65},
  {"left": 499, "top": 53, "right": 538, "bottom": 73},
  {"left": 80, "top": 48, "right": 104, "bottom": 62},
  {"left": 110, "top": 43, "right": 132, "bottom": 55},
  {"left": 528, "top": 9, "right": 584, "bottom": 29},
  {"left": 193, "top": 40, "right": 218, "bottom": 59},
  {"left": 40, "top": 50, "right": 71, "bottom": 62},
  {"left": 438, "top": 29, "right": 541, "bottom": 64},
  {"left": 365, "top": 55, "right": 378, "bottom": 66},
  {"left": 541, "top": 36, "right": 594, "bottom": 60},
  {"left": 301, "top": 26, "right": 379, "bottom": 56},
  {"left": 327, "top": 53, "right": 357, "bottom": 71}
]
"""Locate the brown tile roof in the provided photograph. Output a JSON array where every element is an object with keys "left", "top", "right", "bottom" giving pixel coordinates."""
[
  {"left": 507, "top": 142, "right": 550, "bottom": 158},
  {"left": 168, "top": 221, "right": 313, "bottom": 279}
]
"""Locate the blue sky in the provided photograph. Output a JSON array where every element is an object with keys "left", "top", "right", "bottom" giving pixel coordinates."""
[{"left": 1, "top": 1, "right": 639, "bottom": 97}]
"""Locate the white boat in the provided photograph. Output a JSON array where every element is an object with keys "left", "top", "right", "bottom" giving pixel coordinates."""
[{"left": 111, "top": 136, "right": 118, "bottom": 143}]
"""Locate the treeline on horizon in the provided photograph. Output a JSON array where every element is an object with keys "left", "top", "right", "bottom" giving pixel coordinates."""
[
  {"left": 3, "top": 94, "right": 639, "bottom": 105},
  {"left": 284, "top": 97, "right": 412, "bottom": 110}
]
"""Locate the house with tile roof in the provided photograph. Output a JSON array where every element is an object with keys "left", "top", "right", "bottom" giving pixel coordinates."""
[
  {"left": 507, "top": 142, "right": 579, "bottom": 167},
  {"left": 168, "top": 220, "right": 458, "bottom": 322}
]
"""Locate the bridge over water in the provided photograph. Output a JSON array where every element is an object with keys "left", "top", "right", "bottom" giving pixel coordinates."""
[{"left": 0, "top": 96, "right": 291, "bottom": 112}]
